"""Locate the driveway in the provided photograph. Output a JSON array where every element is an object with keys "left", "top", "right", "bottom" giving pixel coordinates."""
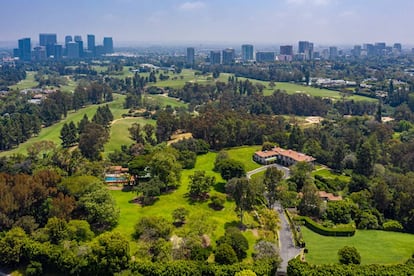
[{"left": 246, "top": 164, "right": 300, "bottom": 275}]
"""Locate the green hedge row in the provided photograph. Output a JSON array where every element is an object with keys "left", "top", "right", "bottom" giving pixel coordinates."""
[
  {"left": 295, "top": 216, "right": 355, "bottom": 237},
  {"left": 285, "top": 210, "right": 305, "bottom": 247},
  {"left": 288, "top": 258, "right": 414, "bottom": 276}
]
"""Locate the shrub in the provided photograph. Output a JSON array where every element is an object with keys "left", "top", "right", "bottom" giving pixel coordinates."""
[
  {"left": 217, "top": 228, "right": 249, "bottom": 261},
  {"left": 210, "top": 194, "right": 226, "bottom": 210},
  {"left": 338, "top": 246, "right": 361, "bottom": 265},
  {"left": 134, "top": 216, "right": 173, "bottom": 241},
  {"left": 383, "top": 220, "right": 404, "bottom": 232},
  {"left": 215, "top": 243, "right": 238, "bottom": 265}
]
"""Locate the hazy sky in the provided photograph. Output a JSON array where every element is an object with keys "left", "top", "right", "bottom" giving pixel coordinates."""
[{"left": 2, "top": 0, "right": 414, "bottom": 46}]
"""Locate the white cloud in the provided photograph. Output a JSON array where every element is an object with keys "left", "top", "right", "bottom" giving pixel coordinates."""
[{"left": 178, "top": 1, "right": 206, "bottom": 11}]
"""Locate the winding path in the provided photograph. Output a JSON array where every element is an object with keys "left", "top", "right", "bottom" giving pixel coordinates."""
[{"left": 247, "top": 164, "right": 300, "bottom": 275}]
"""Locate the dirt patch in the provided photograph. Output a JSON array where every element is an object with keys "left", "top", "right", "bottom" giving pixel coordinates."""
[
  {"left": 305, "top": 116, "right": 323, "bottom": 124},
  {"left": 250, "top": 228, "right": 259, "bottom": 237},
  {"left": 167, "top": 132, "right": 193, "bottom": 145}
]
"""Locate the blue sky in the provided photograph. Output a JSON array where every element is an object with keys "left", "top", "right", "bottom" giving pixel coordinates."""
[{"left": 2, "top": 0, "right": 414, "bottom": 46}]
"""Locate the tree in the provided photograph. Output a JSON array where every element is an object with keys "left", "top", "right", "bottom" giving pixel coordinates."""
[
  {"left": 289, "top": 161, "right": 313, "bottom": 191},
  {"left": 149, "top": 151, "right": 182, "bottom": 190},
  {"left": 89, "top": 232, "right": 130, "bottom": 275},
  {"left": 129, "top": 123, "right": 145, "bottom": 144},
  {"left": 215, "top": 243, "right": 238, "bottom": 265},
  {"left": 78, "top": 122, "right": 109, "bottom": 160},
  {"left": 298, "top": 181, "right": 321, "bottom": 217},
  {"left": 263, "top": 167, "right": 284, "bottom": 208},
  {"left": 226, "top": 178, "right": 259, "bottom": 225},
  {"left": 218, "top": 159, "right": 246, "bottom": 181},
  {"left": 44, "top": 217, "right": 69, "bottom": 244},
  {"left": 253, "top": 240, "right": 280, "bottom": 261},
  {"left": 289, "top": 124, "right": 305, "bottom": 151},
  {"left": 0, "top": 227, "right": 27, "bottom": 266},
  {"left": 128, "top": 155, "right": 150, "bottom": 184},
  {"left": 217, "top": 227, "right": 249, "bottom": 260},
  {"left": 188, "top": 170, "right": 215, "bottom": 200},
  {"left": 172, "top": 207, "right": 189, "bottom": 226},
  {"left": 355, "top": 140, "right": 375, "bottom": 177},
  {"left": 210, "top": 194, "right": 226, "bottom": 210},
  {"left": 338, "top": 246, "right": 361, "bottom": 265},
  {"left": 134, "top": 216, "right": 173, "bottom": 241},
  {"left": 326, "top": 200, "right": 356, "bottom": 224}
]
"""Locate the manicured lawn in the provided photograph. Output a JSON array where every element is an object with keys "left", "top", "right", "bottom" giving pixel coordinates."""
[
  {"left": 110, "top": 152, "right": 260, "bottom": 258},
  {"left": 9, "top": 71, "right": 38, "bottom": 90},
  {"left": 104, "top": 117, "right": 155, "bottom": 155},
  {"left": 225, "top": 146, "right": 262, "bottom": 172},
  {"left": 311, "top": 167, "right": 351, "bottom": 183},
  {"left": 145, "top": 94, "right": 188, "bottom": 108},
  {"left": 302, "top": 227, "right": 414, "bottom": 264}
]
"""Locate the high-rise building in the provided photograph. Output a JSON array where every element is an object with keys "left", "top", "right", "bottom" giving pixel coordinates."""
[
  {"left": 280, "top": 45, "right": 293, "bottom": 56},
  {"left": 87, "top": 34, "right": 95, "bottom": 52},
  {"left": 74, "top": 35, "right": 82, "bottom": 42},
  {"left": 393, "top": 43, "right": 402, "bottom": 53},
  {"left": 298, "top": 41, "right": 313, "bottom": 60},
  {"left": 39, "top": 33, "right": 57, "bottom": 57},
  {"left": 222, "top": 48, "right": 235, "bottom": 65},
  {"left": 32, "top": 46, "right": 46, "bottom": 61},
  {"left": 375, "top": 42, "right": 386, "bottom": 55},
  {"left": 65, "top": 35, "right": 72, "bottom": 45},
  {"left": 67, "top": 42, "right": 80, "bottom": 59},
  {"left": 103, "top": 37, "right": 114, "bottom": 54},
  {"left": 329, "top": 46, "right": 338, "bottom": 59},
  {"left": 54, "top": 45, "right": 63, "bottom": 60},
  {"left": 17, "top": 38, "right": 31, "bottom": 61},
  {"left": 186, "top": 47, "right": 195, "bottom": 67},
  {"left": 256, "top": 52, "right": 275, "bottom": 63},
  {"left": 352, "top": 45, "right": 361, "bottom": 57},
  {"left": 363, "top": 44, "right": 375, "bottom": 56},
  {"left": 241, "top": 44, "right": 254, "bottom": 62},
  {"left": 210, "top": 51, "right": 221, "bottom": 65}
]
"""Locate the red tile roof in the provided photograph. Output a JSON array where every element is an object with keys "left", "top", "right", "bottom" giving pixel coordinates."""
[{"left": 254, "top": 147, "right": 315, "bottom": 162}]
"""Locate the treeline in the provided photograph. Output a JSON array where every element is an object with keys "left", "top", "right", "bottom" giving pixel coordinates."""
[
  {"left": 0, "top": 112, "right": 41, "bottom": 150},
  {"left": 0, "top": 64, "right": 26, "bottom": 89}
]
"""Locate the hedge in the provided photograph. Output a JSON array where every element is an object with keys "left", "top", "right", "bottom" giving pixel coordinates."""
[
  {"left": 285, "top": 210, "right": 305, "bottom": 247},
  {"left": 288, "top": 258, "right": 414, "bottom": 276},
  {"left": 295, "top": 216, "right": 355, "bottom": 237}
]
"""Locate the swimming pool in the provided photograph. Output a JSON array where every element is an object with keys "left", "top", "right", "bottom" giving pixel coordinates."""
[{"left": 105, "top": 175, "right": 128, "bottom": 183}]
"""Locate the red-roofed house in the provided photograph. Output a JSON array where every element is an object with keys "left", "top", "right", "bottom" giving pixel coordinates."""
[{"left": 253, "top": 147, "right": 315, "bottom": 166}]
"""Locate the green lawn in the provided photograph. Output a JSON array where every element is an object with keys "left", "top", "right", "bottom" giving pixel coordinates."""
[
  {"left": 302, "top": 227, "right": 414, "bottom": 264},
  {"left": 0, "top": 94, "right": 127, "bottom": 157},
  {"left": 9, "top": 71, "right": 39, "bottom": 90},
  {"left": 144, "top": 94, "right": 188, "bottom": 108},
  {"left": 311, "top": 167, "right": 351, "bottom": 183},
  {"left": 104, "top": 117, "right": 155, "bottom": 155},
  {"left": 225, "top": 146, "right": 262, "bottom": 172},
  {"left": 109, "top": 152, "right": 259, "bottom": 257}
]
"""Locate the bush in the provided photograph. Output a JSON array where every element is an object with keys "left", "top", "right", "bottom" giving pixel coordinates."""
[
  {"left": 338, "top": 246, "right": 361, "bottom": 265},
  {"left": 134, "top": 216, "right": 173, "bottom": 241},
  {"left": 217, "top": 228, "right": 249, "bottom": 261},
  {"left": 215, "top": 243, "right": 238, "bottom": 265},
  {"left": 295, "top": 216, "right": 355, "bottom": 237},
  {"left": 383, "top": 220, "right": 404, "bottom": 232},
  {"left": 210, "top": 194, "right": 226, "bottom": 210}
]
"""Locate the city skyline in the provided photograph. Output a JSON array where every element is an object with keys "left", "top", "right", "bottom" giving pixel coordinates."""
[{"left": 2, "top": 0, "right": 414, "bottom": 45}]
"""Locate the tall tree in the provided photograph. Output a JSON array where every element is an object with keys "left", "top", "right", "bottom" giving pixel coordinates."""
[
  {"left": 263, "top": 167, "right": 284, "bottom": 208},
  {"left": 188, "top": 170, "right": 216, "bottom": 200},
  {"left": 226, "top": 178, "right": 259, "bottom": 225},
  {"left": 78, "top": 122, "right": 109, "bottom": 160}
]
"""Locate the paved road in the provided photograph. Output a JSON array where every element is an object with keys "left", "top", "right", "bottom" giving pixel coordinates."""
[
  {"left": 246, "top": 163, "right": 290, "bottom": 179},
  {"left": 246, "top": 164, "right": 300, "bottom": 275}
]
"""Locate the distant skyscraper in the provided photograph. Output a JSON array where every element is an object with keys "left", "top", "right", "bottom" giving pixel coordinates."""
[
  {"left": 210, "top": 51, "right": 221, "bottom": 65},
  {"left": 17, "top": 38, "right": 31, "bottom": 61},
  {"left": 54, "top": 45, "right": 63, "bottom": 60},
  {"left": 352, "top": 45, "right": 361, "bottom": 57},
  {"left": 87, "top": 34, "right": 95, "bottom": 53},
  {"left": 329, "top": 46, "right": 338, "bottom": 59},
  {"left": 280, "top": 45, "right": 293, "bottom": 56},
  {"left": 67, "top": 42, "right": 80, "bottom": 59},
  {"left": 298, "top": 41, "right": 313, "bottom": 60},
  {"left": 39, "top": 33, "right": 57, "bottom": 57},
  {"left": 32, "top": 46, "right": 46, "bottom": 61},
  {"left": 103, "top": 37, "right": 114, "bottom": 54},
  {"left": 74, "top": 35, "right": 82, "bottom": 42},
  {"left": 65, "top": 35, "right": 72, "bottom": 45},
  {"left": 241, "top": 44, "right": 254, "bottom": 61},
  {"left": 256, "top": 52, "right": 275, "bottom": 63},
  {"left": 186, "top": 47, "right": 195, "bottom": 67},
  {"left": 393, "top": 43, "right": 402, "bottom": 53},
  {"left": 222, "top": 48, "right": 235, "bottom": 65}
]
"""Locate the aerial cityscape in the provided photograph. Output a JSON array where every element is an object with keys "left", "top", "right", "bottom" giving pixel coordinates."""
[{"left": 2, "top": 1, "right": 414, "bottom": 276}]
